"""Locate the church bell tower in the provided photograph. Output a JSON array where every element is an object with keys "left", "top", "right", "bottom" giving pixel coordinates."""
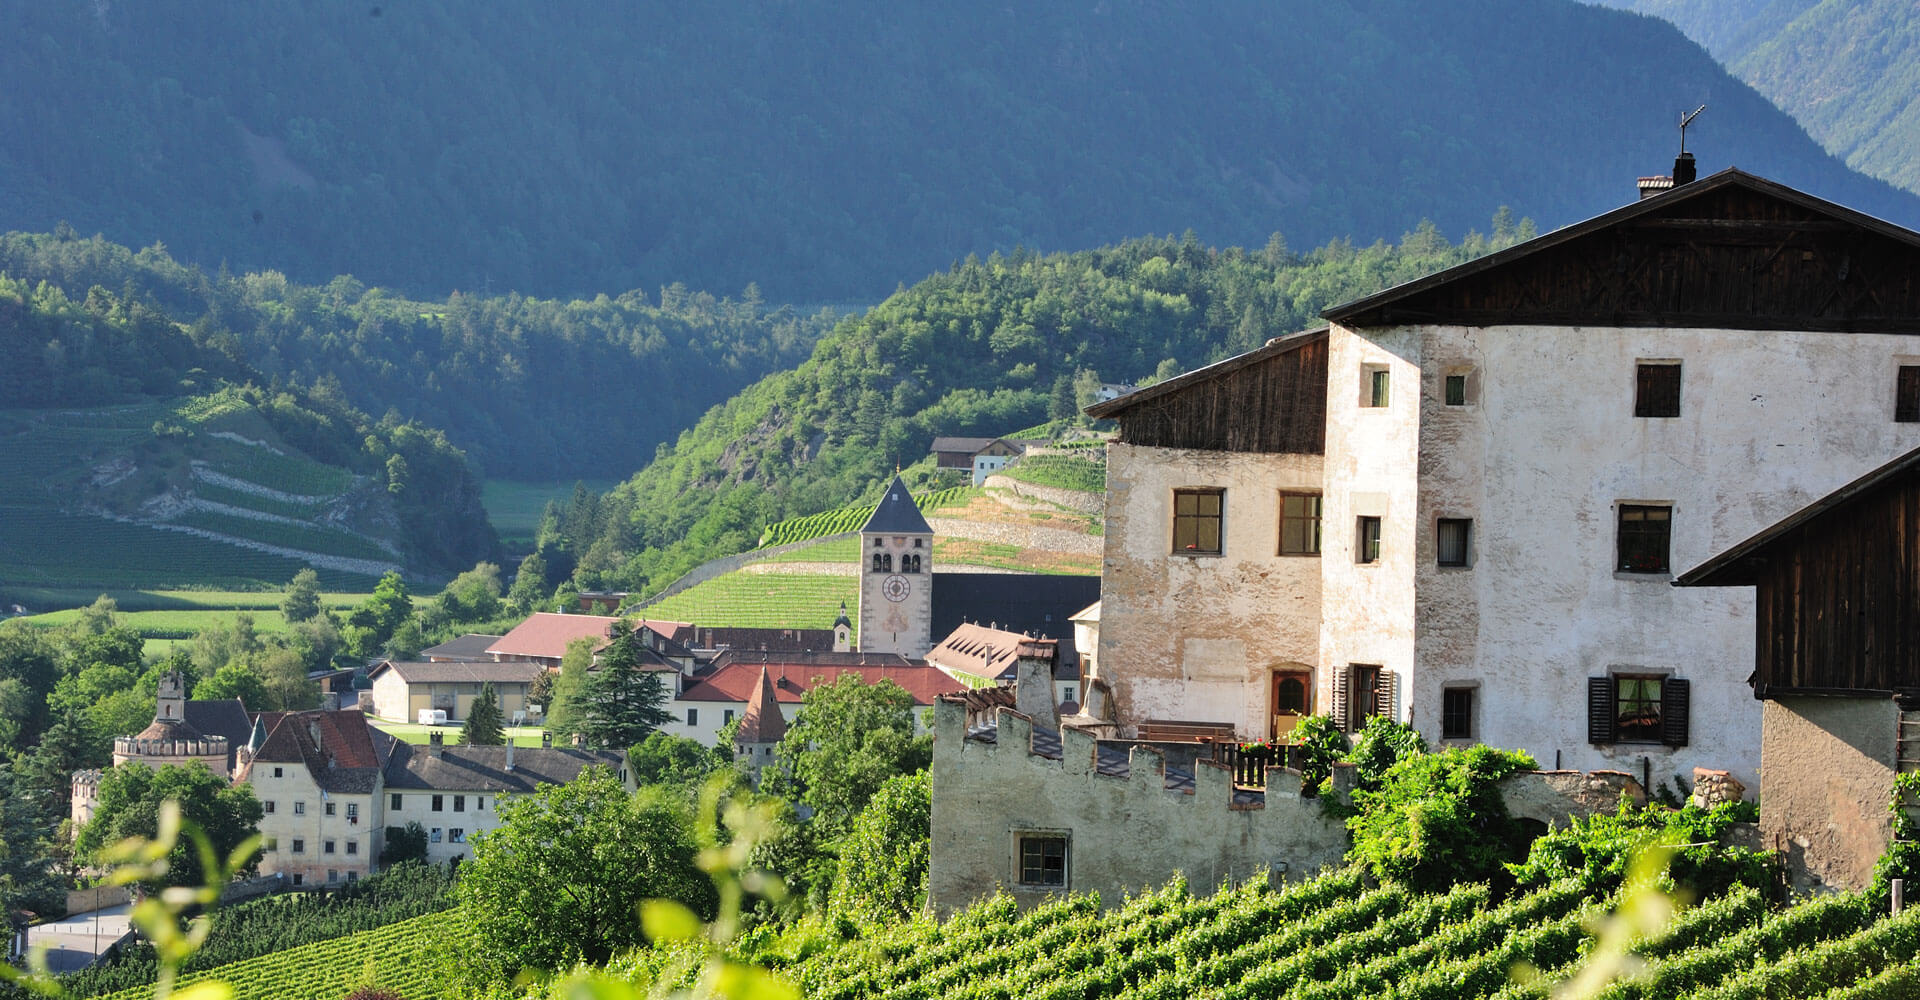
[{"left": 856, "top": 475, "right": 934, "bottom": 658}]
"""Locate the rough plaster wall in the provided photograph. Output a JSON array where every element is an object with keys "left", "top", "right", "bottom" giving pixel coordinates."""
[
  {"left": 1319, "top": 326, "right": 1422, "bottom": 719},
  {"left": 1760, "top": 697, "right": 1898, "bottom": 893},
  {"left": 929, "top": 703, "right": 1348, "bottom": 913},
  {"left": 1098, "top": 444, "right": 1323, "bottom": 736},
  {"left": 1409, "top": 325, "right": 1920, "bottom": 791},
  {"left": 252, "top": 769, "right": 373, "bottom": 883}
]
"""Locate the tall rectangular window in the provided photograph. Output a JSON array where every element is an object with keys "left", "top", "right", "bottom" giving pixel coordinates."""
[
  {"left": 1898, "top": 365, "right": 1920, "bottom": 422},
  {"left": 1441, "top": 688, "right": 1474, "bottom": 740},
  {"left": 1436, "top": 518, "right": 1472, "bottom": 568},
  {"left": 390, "top": 793, "right": 402, "bottom": 810},
  {"left": 1278, "top": 493, "right": 1322, "bottom": 556},
  {"left": 453, "top": 795, "right": 465, "bottom": 812},
  {"left": 1364, "top": 366, "right": 1391, "bottom": 407},
  {"left": 1634, "top": 362, "right": 1682, "bottom": 417},
  {"left": 431, "top": 795, "right": 444, "bottom": 812},
  {"left": 1444, "top": 373, "right": 1468, "bottom": 406},
  {"left": 687, "top": 708, "right": 698, "bottom": 726},
  {"left": 1613, "top": 675, "right": 1665, "bottom": 744},
  {"left": 1356, "top": 516, "right": 1382, "bottom": 564},
  {"left": 1343, "top": 664, "right": 1387, "bottom": 732},
  {"left": 1173, "top": 489, "right": 1224, "bottom": 554},
  {"left": 1017, "top": 835, "right": 1069, "bottom": 887},
  {"left": 1617, "top": 504, "right": 1672, "bottom": 574}
]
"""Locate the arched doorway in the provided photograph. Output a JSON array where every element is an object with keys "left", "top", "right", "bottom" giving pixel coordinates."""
[{"left": 1269, "top": 665, "right": 1314, "bottom": 740}]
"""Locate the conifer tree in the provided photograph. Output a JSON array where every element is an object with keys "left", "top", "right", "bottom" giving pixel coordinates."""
[
  {"left": 462, "top": 682, "right": 507, "bottom": 746},
  {"left": 575, "top": 621, "right": 672, "bottom": 750}
]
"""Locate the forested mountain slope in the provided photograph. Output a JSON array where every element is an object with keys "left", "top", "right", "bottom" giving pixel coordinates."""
[
  {"left": 1593, "top": 0, "right": 1920, "bottom": 195},
  {"left": 0, "top": 232, "right": 833, "bottom": 479},
  {"left": 0, "top": 276, "right": 493, "bottom": 586},
  {"left": 3, "top": 1, "right": 1911, "bottom": 303},
  {"left": 555, "top": 222, "right": 1533, "bottom": 594}
]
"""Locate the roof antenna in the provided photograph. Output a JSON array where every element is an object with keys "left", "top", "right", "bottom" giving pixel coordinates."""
[{"left": 1674, "top": 105, "right": 1705, "bottom": 186}]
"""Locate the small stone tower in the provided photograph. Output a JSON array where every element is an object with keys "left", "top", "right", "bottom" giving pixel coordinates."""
[
  {"left": 733, "top": 667, "right": 789, "bottom": 784},
  {"left": 110, "top": 671, "right": 229, "bottom": 773},
  {"left": 857, "top": 475, "right": 935, "bottom": 658}
]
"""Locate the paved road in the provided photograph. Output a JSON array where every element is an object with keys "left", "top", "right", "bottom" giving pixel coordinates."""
[{"left": 26, "top": 904, "right": 133, "bottom": 973}]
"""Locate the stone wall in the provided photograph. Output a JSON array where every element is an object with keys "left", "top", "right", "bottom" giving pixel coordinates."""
[{"left": 931, "top": 694, "right": 1653, "bottom": 914}]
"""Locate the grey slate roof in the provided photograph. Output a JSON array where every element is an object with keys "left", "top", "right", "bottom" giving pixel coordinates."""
[
  {"left": 861, "top": 476, "right": 933, "bottom": 534},
  {"left": 183, "top": 699, "right": 254, "bottom": 773},
  {"left": 382, "top": 741, "right": 626, "bottom": 794},
  {"left": 418, "top": 634, "right": 505, "bottom": 661},
  {"left": 369, "top": 660, "right": 546, "bottom": 685}
]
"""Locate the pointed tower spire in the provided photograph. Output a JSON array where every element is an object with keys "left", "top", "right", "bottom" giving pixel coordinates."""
[
  {"left": 736, "top": 666, "right": 789, "bottom": 745},
  {"left": 859, "top": 475, "right": 933, "bottom": 534}
]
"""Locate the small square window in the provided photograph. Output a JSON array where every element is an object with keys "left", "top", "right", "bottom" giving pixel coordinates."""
[
  {"left": 1017, "top": 834, "right": 1069, "bottom": 887},
  {"left": 1278, "top": 493, "right": 1322, "bottom": 556},
  {"left": 346, "top": 871, "right": 358, "bottom": 882},
  {"left": 293, "top": 801, "right": 305, "bottom": 816},
  {"left": 292, "top": 873, "right": 303, "bottom": 886},
  {"left": 291, "top": 839, "right": 305, "bottom": 854},
  {"left": 325, "top": 802, "right": 336, "bottom": 817},
  {"left": 1634, "top": 362, "right": 1681, "bottom": 418},
  {"left": 1897, "top": 365, "right": 1920, "bottom": 422},
  {"left": 272, "top": 767, "right": 283, "bottom": 778},
  {"left": 390, "top": 793, "right": 402, "bottom": 810},
  {"left": 263, "top": 800, "right": 276, "bottom": 815},
  {"left": 1437, "top": 518, "right": 1472, "bottom": 568},
  {"left": 1444, "top": 373, "right": 1467, "bottom": 406},
  {"left": 1173, "top": 489, "right": 1224, "bottom": 554},
  {"left": 1617, "top": 504, "right": 1672, "bottom": 574},
  {"left": 327, "top": 870, "right": 338, "bottom": 884},
  {"left": 346, "top": 840, "right": 358, "bottom": 856},
  {"left": 430, "top": 828, "right": 442, "bottom": 844},
  {"left": 1441, "top": 688, "right": 1474, "bottom": 740},
  {"left": 1356, "top": 516, "right": 1382, "bottom": 565},
  {"left": 450, "top": 828, "right": 466, "bottom": 844},
  {"left": 324, "top": 840, "right": 336, "bottom": 855}
]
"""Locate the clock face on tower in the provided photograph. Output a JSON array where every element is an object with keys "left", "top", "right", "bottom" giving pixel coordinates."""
[{"left": 882, "top": 574, "right": 911, "bottom": 602}]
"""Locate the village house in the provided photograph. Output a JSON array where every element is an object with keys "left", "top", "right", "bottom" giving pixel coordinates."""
[
  {"left": 1676, "top": 443, "right": 1920, "bottom": 891},
  {"left": 239, "top": 708, "right": 388, "bottom": 887},
  {"left": 380, "top": 732, "right": 628, "bottom": 865},
  {"left": 665, "top": 649, "right": 966, "bottom": 746},
  {"left": 417, "top": 633, "right": 503, "bottom": 662},
  {"left": 1083, "top": 165, "right": 1920, "bottom": 793},
  {"left": 926, "top": 623, "right": 1079, "bottom": 708},
  {"left": 364, "top": 659, "right": 544, "bottom": 724},
  {"left": 485, "top": 612, "right": 695, "bottom": 670}
]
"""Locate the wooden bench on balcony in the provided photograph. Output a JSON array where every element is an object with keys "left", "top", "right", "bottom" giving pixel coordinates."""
[{"left": 1136, "top": 719, "right": 1238, "bottom": 743}]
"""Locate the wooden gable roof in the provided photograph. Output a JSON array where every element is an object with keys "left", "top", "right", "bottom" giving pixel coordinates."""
[
  {"left": 1084, "top": 328, "right": 1328, "bottom": 455},
  {"left": 1325, "top": 169, "right": 1920, "bottom": 333}
]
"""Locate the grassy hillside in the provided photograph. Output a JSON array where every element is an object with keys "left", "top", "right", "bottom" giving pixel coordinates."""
[{"left": 2, "top": 1, "right": 1912, "bottom": 306}]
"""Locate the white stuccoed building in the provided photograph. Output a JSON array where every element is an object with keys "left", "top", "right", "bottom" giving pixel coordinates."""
[{"left": 1089, "top": 166, "right": 1920, "bottom": 793}]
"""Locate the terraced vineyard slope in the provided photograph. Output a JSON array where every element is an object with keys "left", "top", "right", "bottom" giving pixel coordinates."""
[{"left": 597, "top": 869, "right": 1920, "bottom": 1000}]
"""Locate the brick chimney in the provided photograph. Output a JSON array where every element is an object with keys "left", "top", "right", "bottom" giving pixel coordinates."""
[
  {"left": 429, "top": 731, "right": 444, "bottom": 758},
  {"left": 505, "top": 738, "right": 515, "bottom": 772}
]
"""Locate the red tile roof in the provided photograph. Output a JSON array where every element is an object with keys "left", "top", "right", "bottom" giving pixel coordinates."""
[
  {"left": 735, "top": 667, "right": 789, "bottom": 743},
  {"left": 242, "top": 709, "right": 387, "bottom": 793},
  {"left": 487, "top": 612, "right": 694, "bottom": 661},
  {"left": 679, "top": 660, "right": 967, "bottom": 706}
]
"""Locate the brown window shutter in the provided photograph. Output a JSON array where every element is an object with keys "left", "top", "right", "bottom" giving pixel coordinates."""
[
  {"left": 1332, "top": 665, "right": 1351, "bottom": 733},
  {"left": 1661, "top": 678, "right": 1691, "bottom": 747},
  {"left": 1588, "top": 677, "right": 1615, "bottom": 744},
  {"left": 1375, "top": 670, "right": 1396, "bottom": 720}
]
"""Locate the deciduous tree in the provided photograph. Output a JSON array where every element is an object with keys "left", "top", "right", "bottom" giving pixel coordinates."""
[
  {"left": 457, "top": 767, "right": 712, "bottom": 973},
  {"left": 74, "top": 761, "right": 263, "bottom": 890},
  {"left": 766, "top": 676, "right": 930, "bottom": 838},
  {"left": 280, "top": 567, "right": 323, "bottom": 623}
]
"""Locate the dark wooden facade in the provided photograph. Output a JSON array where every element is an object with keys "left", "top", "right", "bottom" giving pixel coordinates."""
[
  {"left": 1086, "top": 330, "right": 1327, "bottom": 455},
  {"left": 1678, "top": 447, "right": 1920, "bottom": 701},
  {"left": 1327, "top": 171, "right": 1920, "bottom": 333}
]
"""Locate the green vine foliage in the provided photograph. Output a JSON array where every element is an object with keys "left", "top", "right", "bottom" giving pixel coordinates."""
[
  {"left": 1344, "top": 716, "right": 1430, "bottom": 789},
  {"left": 1286, "top": 714, "right": 1350, "bottom": 796},
  {"left": 1345, "top": 745, "right": 1537, "bottom": 892},
  {"left": 1509, "top": 799, "right": 1777, "bottom": 902},
  {"left": 1872, "top": 771, "right": 1920, "bottom": 903}
]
